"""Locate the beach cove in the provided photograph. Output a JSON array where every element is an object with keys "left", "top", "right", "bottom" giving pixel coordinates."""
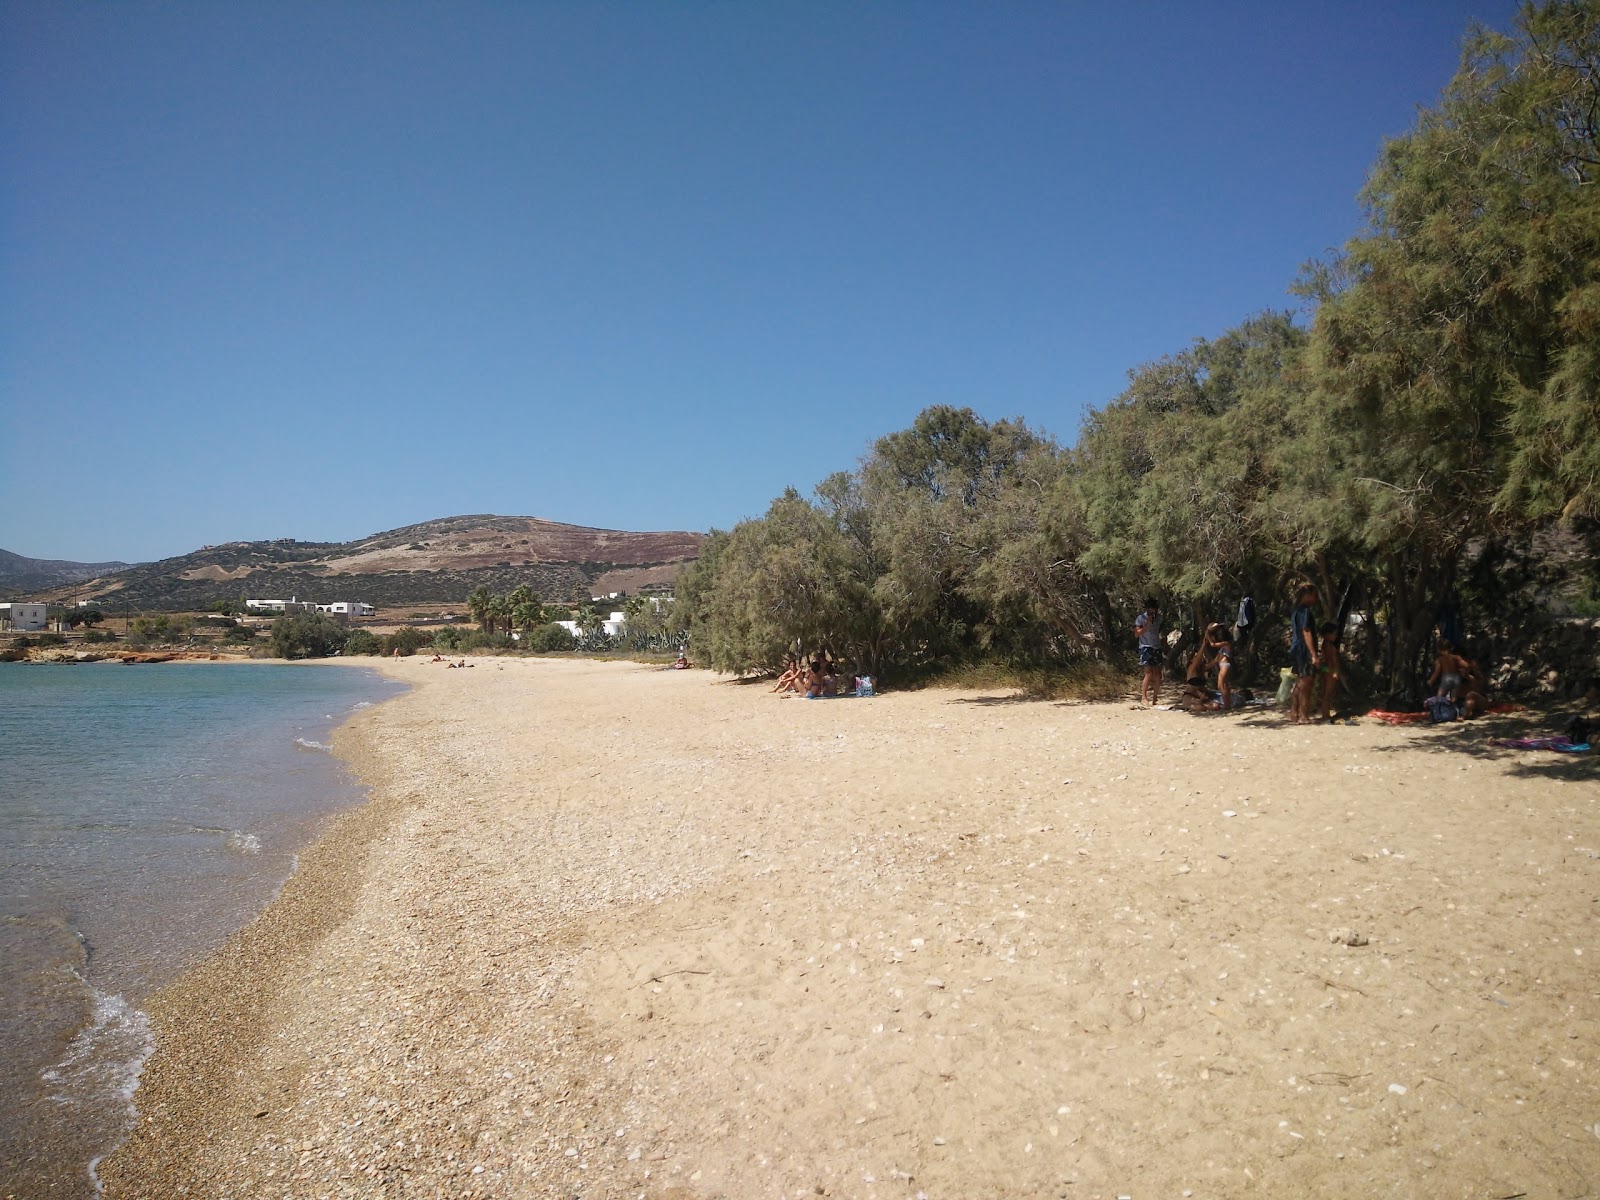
[{"left": 99, "top": 657, "right": 1599, "bottom": 1199}]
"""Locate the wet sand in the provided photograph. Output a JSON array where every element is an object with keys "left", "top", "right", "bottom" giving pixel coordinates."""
[{"left": 99, "top": 657, "right": 1600, "bottom": 1199}]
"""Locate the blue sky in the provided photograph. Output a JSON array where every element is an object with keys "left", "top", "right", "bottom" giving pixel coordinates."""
[{"left": 2, "top": 1, "right": 1517, "bottom": 564}]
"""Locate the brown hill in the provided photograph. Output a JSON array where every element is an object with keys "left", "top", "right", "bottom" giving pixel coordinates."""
[{"left": 53, "top": 516, "right": 703, "bottom": 613}]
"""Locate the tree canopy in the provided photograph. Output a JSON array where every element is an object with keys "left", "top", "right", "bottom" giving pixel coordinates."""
[{"left": 676, "top": 3, "right": 1600, "bottom": 697}]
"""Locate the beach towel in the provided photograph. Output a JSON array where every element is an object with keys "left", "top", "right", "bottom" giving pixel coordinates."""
[
  {"left": 1490, "top": 737, "right": 1591, "bottom": 753},
  {"left": 1365, "top": 709, "right": 1432, "bottom": 725}
]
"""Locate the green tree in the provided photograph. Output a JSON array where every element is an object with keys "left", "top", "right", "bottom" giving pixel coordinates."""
[
  {"left": 466, "top": 585, "right": 494, "bottom": 634},
  {"left": 343, "top": 629, "right": 382, "bottom": 655},
  {"left": 270, "top": 612, "right": 350, "bottom": 659},
  {"left": 488, "top": 593, "right": 514, "bottom": 639},
  {"left": 1292, "top": 0, "right": 1600, "bottom": 687},
  {"left": 524, "top": 622, "right": 577, "bottom": 652}
]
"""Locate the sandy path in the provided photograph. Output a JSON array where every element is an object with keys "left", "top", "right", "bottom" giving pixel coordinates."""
[{"left": 101, "top": 658, "right": 1600, "bottom": 1199}]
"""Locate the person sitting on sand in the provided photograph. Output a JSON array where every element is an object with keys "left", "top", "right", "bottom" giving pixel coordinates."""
[
  {"left": 673, "top": 654, "right": 691, "bottom": 670},
  {"left": 1178, "top": 678, "right": 1219, "bottom": 712},
  {"left": 1427, "top": 639, "right": 1468, "bottom": 702},
  {"left": 803, "top": 659, "right": 837, "bottom": 699},
  {"left": 772, "top": 659, "right": 803, "bottom": 692},
  {"left": 1317, "top": 621, "right": 1341, "bottom": 721}
]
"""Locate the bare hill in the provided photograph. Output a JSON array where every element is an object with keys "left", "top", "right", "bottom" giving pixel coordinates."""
[
  {"left": 51, "top": 516, "right": 702, "bottom": 612},
  {"left": 0, "top": 548, "right": 132, "bottom": 598}
]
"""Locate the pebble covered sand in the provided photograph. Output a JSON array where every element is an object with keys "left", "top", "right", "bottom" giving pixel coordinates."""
[{"left": 99, "top": 657, "right": 1600, "bottom": 1198}]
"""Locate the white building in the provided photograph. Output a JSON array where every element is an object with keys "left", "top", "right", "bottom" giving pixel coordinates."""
[
  {"left": 0, "top": 602, "right": 49, "bottom": 631},
  {"left": 555, "top": 611, "right": 628, "bottom": 638},
  {"left": 315, "top": 601, "right": 376, "bottom": 618}
]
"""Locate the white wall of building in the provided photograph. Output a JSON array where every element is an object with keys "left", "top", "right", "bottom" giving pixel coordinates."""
[{"left": 0, "top": 602, "right": 49, "bottom": 631}]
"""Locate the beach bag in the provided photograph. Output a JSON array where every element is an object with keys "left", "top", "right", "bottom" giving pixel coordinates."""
[
  {"left": 854, "top": 675, "right": 875, "bottom": 697},
  {"left": 1424, "top": 695, "right": 1458, "bottom": 723},
  {"left": 1275, "top": 667, "right": 1294, "bottom": 705}
]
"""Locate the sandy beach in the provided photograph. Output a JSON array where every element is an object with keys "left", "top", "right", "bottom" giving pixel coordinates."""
[{"left": 98, "top": 657, "right": 1599, "bottom": 1199}]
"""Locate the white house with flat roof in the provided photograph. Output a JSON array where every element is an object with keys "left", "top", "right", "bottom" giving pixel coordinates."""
[
  {"left": 554, "top": 611, "right": 627, "bottom": 639},
  {"left": 315, "top": 601, "right": 376, "bottom": 618},
  {"left": 0, "top": 602, "right": 49, "bottom": 631}
]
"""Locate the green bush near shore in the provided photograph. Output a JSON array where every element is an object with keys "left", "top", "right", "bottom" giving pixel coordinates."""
[
  {"left": 343, "top": 629, "right": 382, "bottom": 656},
  {"left": 270, "top": 612, "right": 351, "bottom": 660},
  {"left": 381, "top": 627, "right": 435, "bottom": 657}
]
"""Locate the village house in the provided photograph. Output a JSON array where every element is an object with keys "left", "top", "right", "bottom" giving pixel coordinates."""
[
  {"left": 0, "top": 602, "right": 49, "bottom": 631},
  {"left": 314, "top": 601, "right": 376, "bottom": 619}
]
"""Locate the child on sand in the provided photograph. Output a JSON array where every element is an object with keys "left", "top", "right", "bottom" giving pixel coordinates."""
[
  {"left": 1317, "top": 621, "right": 1341, "bottom": 721},
  {"left": 1427, "top": 639, "right": 1468, "bottom": 702}
]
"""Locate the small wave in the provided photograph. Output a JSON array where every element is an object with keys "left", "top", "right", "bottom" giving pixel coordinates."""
[
  {"left": 41, "top": 983, "right": 154, "bottom": 1111},
  {"left": 46, "top": 989, "right": 153, "bottom": 1200},
  {"left": 227, "top": 830, "right": 261, "bottom": 854},
  {"left": 294, "top": 737, "right": 331, "bottom": 752},
  {"left": 351, "top": 700, "right": 373, "bottom": 710}
]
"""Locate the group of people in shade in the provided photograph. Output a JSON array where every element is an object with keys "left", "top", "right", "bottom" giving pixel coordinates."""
[
  {"left": 1136, "top": 583, "right": 1482, "bottom": 723},
  {"left": 772, "top": 654, "right": 872, "bottom": 699}
]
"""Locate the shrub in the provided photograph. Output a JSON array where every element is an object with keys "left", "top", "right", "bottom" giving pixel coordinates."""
[
  {"left": 270, "top": 613, "right": 351, "bottom": 660},
  {"left": 83, "top": 629, "right": 116, "bottom": 644},
  {"left": 524, "top": 623, "right": 576, "bottom": 652},
  {"left": 381, "top": 627, "right": 434, "bottom": 657},
  {"left": 223, "top": 625, "right": 258, "bottom": 645},
  {"left": 343, "top": 629, "right": 382, "bottom": 656}
]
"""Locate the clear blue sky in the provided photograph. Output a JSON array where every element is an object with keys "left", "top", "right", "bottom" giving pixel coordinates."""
[{"left": 1, "top": 1, "right": 1517, "bottom": 564}]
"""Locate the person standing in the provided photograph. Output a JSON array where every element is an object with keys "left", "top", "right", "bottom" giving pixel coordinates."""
[
  {"left": 1134, "top": 598, "right": 1163, "bottom": 705},
  {"left": 1288, "top": 584, "right": 1320, "bottom": 723}
]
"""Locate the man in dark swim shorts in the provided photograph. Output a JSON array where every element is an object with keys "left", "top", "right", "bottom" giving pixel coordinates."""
[{"left": 1134, "top": 598, "right": 1163, "bottom": 705}]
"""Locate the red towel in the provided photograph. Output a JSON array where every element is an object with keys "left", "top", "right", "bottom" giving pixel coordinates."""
[{"left": 1365, "top": 709, "right": 1432, "bottom": 725}]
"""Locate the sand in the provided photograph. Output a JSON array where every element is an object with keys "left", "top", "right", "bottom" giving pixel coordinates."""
[{"left": 98, "top": 657, "right": 1600, "bottom": 1199}]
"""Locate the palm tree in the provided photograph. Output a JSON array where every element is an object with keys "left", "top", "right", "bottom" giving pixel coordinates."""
[
  {"left": 488, "top": 594, "right": 513, "bottom": 638},
  {"left": 512, "top": 599, "right": 543, "bottom": 635},
  {"left": 467, "top": 586, "right": 494, "bottom": 633}
]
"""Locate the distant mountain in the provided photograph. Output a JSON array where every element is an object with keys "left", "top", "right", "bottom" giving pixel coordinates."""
[
  {"left": 45, "top": 516, "right": 703, "bottom": 612},
  {"left": 0, "top": 548, "right": 132, "bottom": 598}
]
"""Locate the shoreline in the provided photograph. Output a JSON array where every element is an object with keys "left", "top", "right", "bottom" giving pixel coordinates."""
[
  {"left": 99, "top": 657, "right": 1599, "bottom": 1198},
  {"left": 93, "top": 657, "right": 420, "bottom": 1196},
  {"left": 0, "top": 658, "right": 406, "bottom": 1200}
]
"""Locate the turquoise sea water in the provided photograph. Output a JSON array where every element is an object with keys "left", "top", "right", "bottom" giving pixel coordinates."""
[{"left": 0, "top": 662, "right": 405, "bottom": 1198}]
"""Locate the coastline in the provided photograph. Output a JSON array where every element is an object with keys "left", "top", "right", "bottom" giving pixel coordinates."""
[
  {"left": 0, "top": 658, "right": 405, "bottom": 1200},
  {"left": 92, "top": 656, "right": 421, "bottom": 1196},
  {"left": 100, "top": 657, "right": 1599, "bottom": 1198}
]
